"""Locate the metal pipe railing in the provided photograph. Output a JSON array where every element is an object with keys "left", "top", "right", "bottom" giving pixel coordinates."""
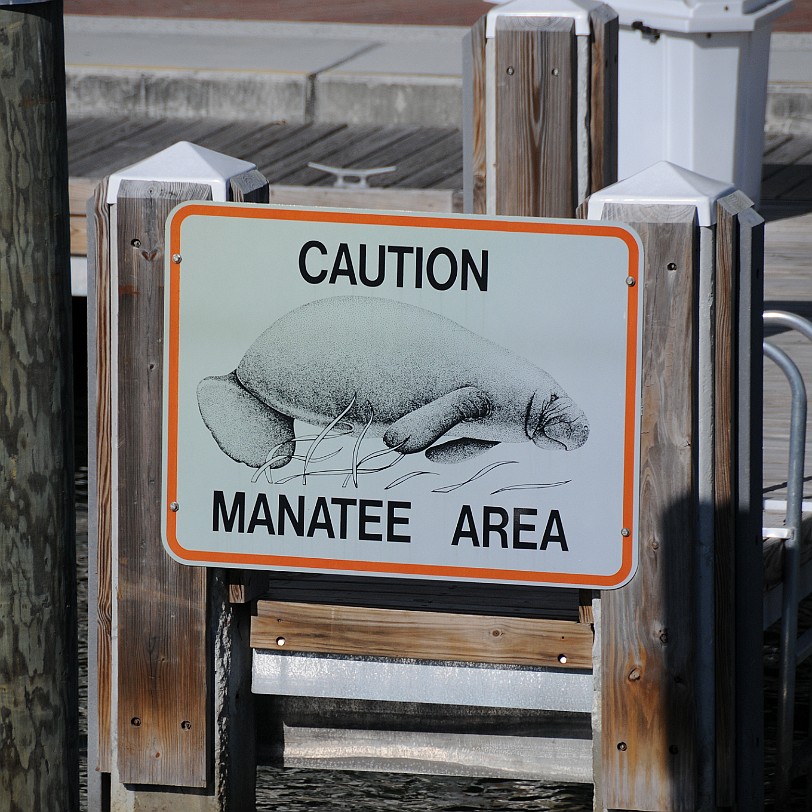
[{"left": 763, "top": 309, "right": 812, "bottom": 805}]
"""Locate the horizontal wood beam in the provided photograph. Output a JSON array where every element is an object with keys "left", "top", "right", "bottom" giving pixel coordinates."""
[
  {"left": 252, "top": 601, "right": 593, "bottom": 669},
  {"left": 67, "top": 178, "right": 460, "bottom": 258}
]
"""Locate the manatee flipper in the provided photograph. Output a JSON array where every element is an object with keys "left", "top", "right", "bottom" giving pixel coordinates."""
[
  {"left": 197, "top": 372, "right": 295, "bottom": 468},
  {"left": 425, "top": 438, "right": 500, "bottom": 464},
  {"left": 383, "top": 387, "right": 492, "bottom": 454}
]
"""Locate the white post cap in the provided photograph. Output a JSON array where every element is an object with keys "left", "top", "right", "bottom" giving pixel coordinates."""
[
  {"left": 597, "top": 0, "right": 791, "bottom": 33},
  {"left": 107, "top": 141, "right": 257, "bottom": 205},
  {"left": 485, "top": 0, "right": 608, "bottom": 37},
  {"left": 586, "top": 161, "right": 738, "bottom": 227}
]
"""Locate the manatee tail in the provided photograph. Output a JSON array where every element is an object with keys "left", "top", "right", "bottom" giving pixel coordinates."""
[
  {"left": 197, "top": 372, "right": 295, "bottom": 468},
  {"left": 527, "top": 391, "right": 589, "bottom": 452}
]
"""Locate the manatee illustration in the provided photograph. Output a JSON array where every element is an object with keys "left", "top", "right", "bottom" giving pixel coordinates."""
[{"left": 197, "top": 296, "right": 589, "bottom": 469}]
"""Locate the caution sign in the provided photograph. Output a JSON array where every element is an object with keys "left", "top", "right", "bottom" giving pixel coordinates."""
[{"left": 162, "top": 204, "right": 642, "bottom": 589}]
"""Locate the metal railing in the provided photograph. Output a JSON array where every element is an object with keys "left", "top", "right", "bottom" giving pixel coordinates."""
[{"left": 762, "top": 310, "right": 812, "bottom": 804}]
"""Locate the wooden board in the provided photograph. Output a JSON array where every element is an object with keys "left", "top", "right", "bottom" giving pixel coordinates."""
[
  {"left": 714, "top": 191, "right": 751, "bottom": 806},
  {"left": 261, "top": 573, "right": 581, "bottom": 620},
  {"left": 600, "top": 209, "right": 698, "bottom": 811},
  {"left": 252, "top": 601, "right": 593, "bottom": 669},
  {"left": 89, "top": 178, "right": 113, "bottom": 773},
  {"left": 465, "top": 14, "right": 488, "bottom": 214},
  {"left": 494, "top": 16, "right": 576, "bottom": 218},
  {"left": 116, "top": 180, "right": 210, "bottom": 787},
  {"left": 587, "top": 6, "right": 618, "bottom": 197}
]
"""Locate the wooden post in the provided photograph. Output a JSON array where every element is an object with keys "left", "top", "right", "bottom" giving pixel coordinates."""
[
  {"left": 587, "top": 163, "right": 763, "bottom": 811},
  {"left": 0, "top": 2, "right": 80, "bottom": 808},
  {"left": 88, "top": 143, "right": 267, "bottom": 809},
  {"left": 463, "top": 0, "right": 617, "bottom": 218}
]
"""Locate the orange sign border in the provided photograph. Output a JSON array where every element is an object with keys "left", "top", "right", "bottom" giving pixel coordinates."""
[{"left": 164, "top": 204, "right": 641, "bottom": 588}]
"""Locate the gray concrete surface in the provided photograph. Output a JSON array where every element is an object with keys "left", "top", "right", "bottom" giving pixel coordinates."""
[
  {"left": 64, "top": 16, "right": 812, "bottom": 129},
  {"left": 64, "top": 17, "right": 468, "bottom": 125}
]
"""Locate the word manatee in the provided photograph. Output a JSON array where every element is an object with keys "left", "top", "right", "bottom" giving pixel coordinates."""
[{"left": 197, "top": 296, "right": 589, "bottom": 468}]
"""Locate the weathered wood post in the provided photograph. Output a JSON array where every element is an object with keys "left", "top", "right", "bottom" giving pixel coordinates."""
[
  {"left": 0, "top": 1, "right": 79, "bottom": 808},
  {"left": 463, "top": 0, "right": 618, "bottom": 218},
  {"left": 87, "top": 142, "right": 268, "bottom": 809},
  {"left": 587, "top": 163, "right": 764, "bottom": 811}
]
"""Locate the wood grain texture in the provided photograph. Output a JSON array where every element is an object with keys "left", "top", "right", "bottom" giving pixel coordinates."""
[
  {"left": 0, "top": 4, "right": 80, "bottom": 807},
  {"left": 90, "top": 177, "right": 113, "bottom": 774},
  {"left": 116, "top": 180, "right": 211, "bottom": 787},
  {"left": 262, "top": 573, "right": 580, "bottom": 620},
  {"left": 494, "top": 16, "right": 576, "bottom": 218},
  {"left": 713, "top": 191, "right": 754, "bottom": 807},
  {"left": 252, "top": 601, "right": 593, "bottom": 669},
  {"left": 735, "top": 203, "right": 765, "bottom": 810},
  {"left": 229, "top": 169, "right": 269, "bottom": 204},
  {"left": 587, "top": 5, "right": 618, "bottom": 197},
  {"left": 600, "top": 209, "right": 699, "bottom": 811},
  {"left": 468, "top": 13, "right": 488, "bottom": 214}
]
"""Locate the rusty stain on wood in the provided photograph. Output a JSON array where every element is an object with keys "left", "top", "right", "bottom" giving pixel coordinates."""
[
  {"left": 116, "top": 180, "right": 211, "bottom": 787},
  {"left": 252, "top": 601, "right": 593, "bottom": 669}
]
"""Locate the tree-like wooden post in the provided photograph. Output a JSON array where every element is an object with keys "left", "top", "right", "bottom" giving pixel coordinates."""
[
  {"left": 88, "top": 142, "right": 267, "bottom": 809},
  {"left": 587, "top": 162, "right": 764, "bottom": 811},
  {"left": 0, "top": 1, "right": 79, "bottom": 808},
  {"left": 463, "top": 0, "right": 617, "bottom": 218}
]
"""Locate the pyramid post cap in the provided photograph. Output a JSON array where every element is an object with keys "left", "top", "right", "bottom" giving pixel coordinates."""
[
  {"left": 107, "top": 141, "right": 257, "bottom": 204},
  {"left": 485, "top": 0, "right": 610, "bottom": 37},
  {"left": 587, "top": 161, "right": 740, "bottom": 226}
]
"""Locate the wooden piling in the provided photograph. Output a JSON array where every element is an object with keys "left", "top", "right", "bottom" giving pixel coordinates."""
[
  {"left": 463, "top": 3, "right": 618, "bottom": 218},
  {"left": 588, "top": 167, "right": 763, "bottom": 811},
  {"left": 0, "top": 2, "right": 79, "bottom": 808},
  {"left": 88, "top": 150, "right": 268, "bottom": 807}
]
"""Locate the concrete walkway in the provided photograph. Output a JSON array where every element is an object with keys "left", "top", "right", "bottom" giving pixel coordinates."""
[{"left": 64, "top": 14, "right": 812, "bottom": 132}]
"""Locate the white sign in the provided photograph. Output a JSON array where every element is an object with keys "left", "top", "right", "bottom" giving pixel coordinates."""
[{"left": 162, "top": 204, "right": 643, "bottom": 589}]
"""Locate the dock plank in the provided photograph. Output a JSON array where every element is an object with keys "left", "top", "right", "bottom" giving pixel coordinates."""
[{"left": 252, "top": 600, "right": 593, "bottom": 668}]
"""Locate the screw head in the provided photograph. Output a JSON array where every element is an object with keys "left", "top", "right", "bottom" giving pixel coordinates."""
[
  {"left": 276, "top": 637, "right": 286, "bottom": 647},
  {"left": 131, "top": 717, "right": 142, "bottom": 727},
  {"left": 621, "top": 527, "right": 630, "bottom": 537},
  {"left": 172, "top": 253, "right": 182, "bottom": 264},
  {"left": 506, "top": 66, "right": 514, "bottom": 75},
  {"left": 181, "top": 720, "right": 192, "bottom": 730},
  {"left": 131, "top": 238, "right": 141, "bottom": 248},
  {"left": 617, "top": 741, "right": 627, "bottom": 751},
  {"left": 551, "top": 67, "right": 560, "bottom": 76},
  {"left": 557, "top": 654, "right": 568, "bottom": 664},
  {"left": 169, "top": 502, "right": 179, "bottom": 513},
  {"left": 667, "top": 262, "right": 677, "bottom": 271},
  {"left": 626, "top": 276, "right": 636, "bottom": 287}
]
